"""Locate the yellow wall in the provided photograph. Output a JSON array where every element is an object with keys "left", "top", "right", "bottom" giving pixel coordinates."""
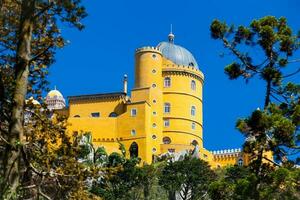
[{"left": 65, "top": 43, "right": 273, "bottom": 168}]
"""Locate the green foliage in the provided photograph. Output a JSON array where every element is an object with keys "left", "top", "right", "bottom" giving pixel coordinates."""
[
  {"left": 159, "top": 156, "right": 216, "bottom": 200},
  {"left": 210, "top": 16, "right": 300, "bottom": 93},
  {"left": 224, "top": 62, "right": 243, "bottom": 79},
  {"left": 211, "top": 15, "right": 300, "bottom": 167}
]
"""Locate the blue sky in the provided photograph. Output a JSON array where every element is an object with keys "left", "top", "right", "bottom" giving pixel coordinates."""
[{"left": 49, "top": 0, "right": 300, "bottom": 151}]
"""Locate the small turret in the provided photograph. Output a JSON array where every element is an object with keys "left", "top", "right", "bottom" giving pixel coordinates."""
[{"left": 123, "top": 74, "right": 128, "bottom": 94}]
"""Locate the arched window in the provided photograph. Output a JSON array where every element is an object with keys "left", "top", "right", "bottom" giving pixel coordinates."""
[
  {"left": 129, "top": 142, "right": 138, "bottom": 158},
  {"left": 191, "top": 140, "right": 198, "bottom": 146},
  {"left": 191, "top": 106, "right": 196, "bottom": 116},
  {"left": 191, "top": 80, "right": 196, "bottom": 90},
  {"left": 109, "top": 112, "right": 118, "bottom": 117},
  {"left": 163, "top": 137, "right": 171, "bottom": 144},
  {"left": 191, "top": 122, "right": 196, "bottom": 130},
  {"left": 74, "top": 115, "right": 80, "bottom": 118},
  {"left": 164, "top": 103, "right": 171, "bottom": 114},
  {"left": 164, "top": 77, "right": 171, "bottom": 87},
  {"left": 238, "top": 158, "right": 243, "bottom": 166}
]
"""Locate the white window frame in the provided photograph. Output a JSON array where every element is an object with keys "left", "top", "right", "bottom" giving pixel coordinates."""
[
  {"left": 164, "top": 119, "right": 170, "bottom": 127},
  {"left": 131, "top": 129, "right": 136, "bottom": 136},
  {"left": 191, "top": 122, "right": 196, "bottom": 130},
  {"left": 164, "top": 103, "right": 171, "bottom": 114},
  {"left": 191, "top": 106, "right": 196, "bottom": 116},
  {"left": 131, "top": 108, "right": 137, "bottom": 117},
  {"left": 164, "top": 77, "right": 171, "bottom": 88},
  {"left": 191, "top": 80, "right": 196, "bottom": 90}
]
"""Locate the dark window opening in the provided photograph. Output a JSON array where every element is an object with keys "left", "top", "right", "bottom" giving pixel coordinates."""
[
  {"left": 109, "top": 112, "right": 118, "bottom": 117},
  {"left": 91, "top": 112, "right": 100, "bottom": 118},
  {"left": 129, "top": 142, "right": 139, "bottom": 158}
]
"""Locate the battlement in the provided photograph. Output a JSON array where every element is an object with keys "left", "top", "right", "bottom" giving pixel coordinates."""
[
  {"left": 162, "top": 63, "right": 205, "bottom": 81},
  {"left": 212, "top": 148, "right": 241, "bottom": 156},
  {"left": 135, "top": 46, "right": 161, "bottom": 54}
]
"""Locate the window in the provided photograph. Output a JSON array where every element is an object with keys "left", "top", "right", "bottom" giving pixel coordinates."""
[
  {"left": 164, "top": 77, "right": 171, "bottom": 87},
  {"left": 74, "top": 115, "right": 80, "bottom": 118},
  {"left": 152, "top": 148, "right": 157, "bottom": 153},
  {"left": 152, "top": 135, "right": 157, "bottom": 140},
  {"left": 191, "top": 106, "right": 196, "bottom": 116},
  {"left": 152, "top": 83, "right": 156, "bottom": 88},
  {"left": 152, "top": 99, "right": 156, "bottom": 104},
  {"left": 152, "top": 69, "right": 156, "bottom": 74},
  {"left": 131, "top": 129, "right": 136, "bottom": 136},
  {"left": 189, "top": 62, "right": 194, "bottom": 67},
  {"left": 163, "top": 137, "right": 171, "bottom": 144},
  {"left": 129, "top": 142, "right": 138, "bottom": 158},
  {"left": 109, "top": 112, "right": 118, "bottom": 117},
  {"left": 152, "top": 54, "right": 157, "bottom": 59},
  {"left": 164, "top": 103, "right": 170, "bottom": 114},
  {"left": 238, "top": 158, "right": 243, "bottom": 166},
  {"left": 168, "top": 149, "right": 175, "bottom": 153},
  {"left": 131, "top": 108, "right": 137, "bottom": 116},
  {"left": 152, "top": 123, "right": 157, "bottom": 128},
  {"left": 191, "top": 80, "right": 196, "bottom": 90},
  {"left": 191, "top": 122, "right": 196, "bottom": 130},
  {"left": 164, "top": 119, "right": 170, "bottom": 127},
  {"left": 91, "top": 112, "right": 100, "bottom": 118},
  {"left": 191, "top": 140, "right": 198, "bottom": 146},
  {"left": 153, "top": 111, "right": 157, "bottom": 115}
]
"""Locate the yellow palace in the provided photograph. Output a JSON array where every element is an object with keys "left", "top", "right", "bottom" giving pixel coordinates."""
[{"left": 45, "top": 32, "right": 271, "bottom": 167}]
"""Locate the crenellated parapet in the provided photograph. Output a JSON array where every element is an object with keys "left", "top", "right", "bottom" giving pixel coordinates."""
[
  {"left": 135, "top": 46, "right": 162, "bottom": 54},
  {"left": 162, "top": 63, "right": 204, "bottom": 82},
  {"left": 212, "top": 148, "right": 242, "bottom": 158}
]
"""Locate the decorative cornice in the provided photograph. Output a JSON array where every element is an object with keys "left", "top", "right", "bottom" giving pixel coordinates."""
[
  {"left": 163, "top": 91, "right": 202, "bottom": 102},
  {"left": 68, "top": 92, "right": 126, "bottom": 103},
  {"left": 131, "top": 87, "right": 150, "bottom": 91},
  {"left": 163, "top": 130, "right": 203, "bottom": 140},
  {"left": 163, "top": 116, "right": 203, "bottom": 127},
  {"left": 163, "top": 68, "right": 204, "bottom": 83}
]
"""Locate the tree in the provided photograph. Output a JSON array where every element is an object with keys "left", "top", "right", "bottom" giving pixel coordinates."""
[
  {"left": 210, "top": 16, "right": 300, "bottom": 173},
  {"left": 159, "top": 156, "right": 216, "bottom": 200},
  {"left": 0, "top": 0, "right": 87, "bottom": 198}
]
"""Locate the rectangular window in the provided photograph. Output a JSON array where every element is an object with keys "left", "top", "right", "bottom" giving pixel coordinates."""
[
  {"left": 131, "top": 108, "right": 137, "bottom": 116},
  {"left": 164, "top": 103, "right": 170, "bottom": 114},
  {"left": 164, "top": 119, "right": 170, "bottom": 127},
  {"left": 91, "top": 112, "right": 100, "bottom": 117}
]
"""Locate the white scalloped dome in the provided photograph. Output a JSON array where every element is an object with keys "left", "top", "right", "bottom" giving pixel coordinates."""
[{"left": 157, "top": 40, "right": 198, "bottom": 69}]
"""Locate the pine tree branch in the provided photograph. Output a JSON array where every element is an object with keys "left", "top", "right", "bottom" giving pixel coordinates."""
[
  {"left": 262, "top": 156, "right": 280, "bottom": 167},
  {"left": 34, "top": 2, "right": 54, "bottom": 20},
  {"left": 222, "top": 38, "right": 262, "bottom": 73},
  {"left": 282, "top": 67, "right": 300, "bottom": 78}
]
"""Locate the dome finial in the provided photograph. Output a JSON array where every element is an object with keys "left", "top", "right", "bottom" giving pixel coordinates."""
[
  {"left": 54, "top": 85, "right": 57, "bottom": 90},
  {"left": 168, "top": 24, "right": 174, "bottom": 43}
]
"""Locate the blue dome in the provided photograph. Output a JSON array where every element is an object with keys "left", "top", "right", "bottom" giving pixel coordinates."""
[{"left": 157, "top": 41, "right": 198, "bottom": 69}]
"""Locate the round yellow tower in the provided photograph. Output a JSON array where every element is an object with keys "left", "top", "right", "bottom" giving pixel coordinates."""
[
  {"left": 134, "top": 47, "right": 164, "bottom": 158},
  {"left": 157, "top": 33, "right": 205, "bottom": 154}
]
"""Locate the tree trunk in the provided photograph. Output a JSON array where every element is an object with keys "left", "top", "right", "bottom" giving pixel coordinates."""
[
  {"left": 168, "top": 191, "right": 176, "bottom": 200},
  {"left": 143, "top": 183, "right": 150, "bottom": 200},
  {"left": 264, "top": 79, "right": 271, "bottom": 109},
  {"left": 1, "top": 0, "right": 35, "bottom": 198}
]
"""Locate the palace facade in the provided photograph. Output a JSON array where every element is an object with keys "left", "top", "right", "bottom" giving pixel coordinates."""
[{"left": 45, "top": 33, "right": 272, "bottom": 167}]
